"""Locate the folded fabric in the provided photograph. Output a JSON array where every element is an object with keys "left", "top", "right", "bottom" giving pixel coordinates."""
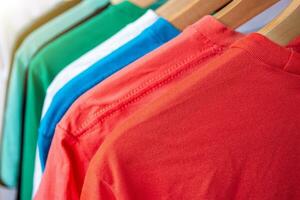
[
  {"left": 81, "top": 33, "right": 300, "bottom": 200},
  {"left": 20, "top": 2, "right": 144, "bottom": 199},
  {"left": 32, "top": 9, "right": 158, "bottom": 196},
  {"left": 0, "top": 0, "right": 109, "bottom": 188},
  {"left": 36, "top": 16, "right": 242, "bottom": 200}
]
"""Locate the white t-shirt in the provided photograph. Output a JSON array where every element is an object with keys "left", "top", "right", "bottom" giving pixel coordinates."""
[{"left": 33, "top": 9, "right": 159, "bottom": 197}]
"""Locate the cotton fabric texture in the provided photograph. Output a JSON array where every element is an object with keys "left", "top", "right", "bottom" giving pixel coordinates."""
[
  {"left": 81, "top": 33, "right": 300, "bottom": 200},
  {"left": 32, "top": 9, "right": 159, "bottom": 196},
  {"left": 37, "top": 17, "right": 178, "bottom": 172},
  {"left": 36, "top": 16, "right": 243, "bottom": 200},
  {"left": 35, "top": 17, "right": 180, "bottom": 200}
]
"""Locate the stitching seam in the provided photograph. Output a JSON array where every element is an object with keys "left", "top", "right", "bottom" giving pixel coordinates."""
[
  {"left": 62, "top": 30, "right": 229, "bottom": 137},
  {"left": 74, "top": 48, "right": 223, "bottom": 137}
]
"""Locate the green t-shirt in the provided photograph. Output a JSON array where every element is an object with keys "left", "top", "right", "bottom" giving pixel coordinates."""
[
  {"left": 20, "top": 2, "right": 145, "bottom": 200},
  {"left": 0, "top": 0, "right": 109, "bottom": 188}
]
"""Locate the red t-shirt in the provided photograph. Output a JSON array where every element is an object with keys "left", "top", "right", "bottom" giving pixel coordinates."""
[
  {"left": 81, "top": 34, "right": 300, "bottom": 200},
  {"left": 36, "top": 16, "right": 243, "bottom": 199}
]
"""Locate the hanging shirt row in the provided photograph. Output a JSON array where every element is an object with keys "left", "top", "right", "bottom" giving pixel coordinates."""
[{"left": 0, "top": 0, "right": 299, "bottom": 199}]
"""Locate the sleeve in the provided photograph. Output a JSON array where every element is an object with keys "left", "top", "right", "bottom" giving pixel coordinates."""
[{"left": 35, "top": 126, "right": 88, "bottom": 200}]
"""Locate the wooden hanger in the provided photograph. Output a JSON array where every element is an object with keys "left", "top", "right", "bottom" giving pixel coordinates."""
[
  {"left": 156, "top": 0, "right": 232, "bottom": 30},
  {"left": 259, "top": 0, "right": 300, "bottom": 45},
  {"left": 214, "top": 0, "right": 279, "bottom": 29},
  {"left": 110, "top": 0, "right": 156, "bottom": 8}
]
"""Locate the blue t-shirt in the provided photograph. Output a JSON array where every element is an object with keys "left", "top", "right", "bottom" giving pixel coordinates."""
[{"left": 38, "top": 18, "right": 180, "bottom": 169}]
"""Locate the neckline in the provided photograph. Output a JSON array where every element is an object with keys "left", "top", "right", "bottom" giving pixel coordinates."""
[
  {"left": 186, "top": 15, "right": 244, "bottom": 49},
  {"left": 185, "top": 15, "right": 300, "bottom": 76},
  {"left": 232, "top": 33, "right": 300, "bottom": 76}
]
